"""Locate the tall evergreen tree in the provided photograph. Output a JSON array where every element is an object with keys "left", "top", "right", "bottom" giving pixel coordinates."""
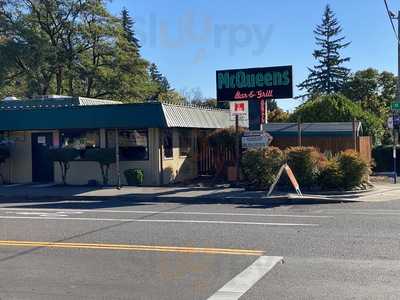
[
  {"left": 149, "top": 63, "right": 170, "bottom": 92},
  {"left": 121, "top": 8, "right": 140, "bottom": 52},
  {"left": 298, "top": 5, "right": 351, "bottom": 97}
]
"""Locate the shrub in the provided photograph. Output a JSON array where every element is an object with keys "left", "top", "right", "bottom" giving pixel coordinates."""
[
  {"left": 288, "top": 94, "right": 384, "bottom": 144},
  {"left": 48, "top": 148, "right": 80, "bottom": 185},
  {"left": 241, "top": 147, "right": 285, "bottom": 189},
  {"left": 208, "top": 127, "right": 244, "bottom": 149},
  {"left": 337, "top": 150, "right": 370, "bottom": 189},
  {"left": 285, "top": 147, "right": 324, "bottom": 188},
  {"left": 318, "top": 159, "right": 344, "bottom": 190},
  {"left": 124, "top": 169, "right": 144, "bottom": 186},
  {"left": 84, "top": 148, "right": 116, "bottom": 185}
]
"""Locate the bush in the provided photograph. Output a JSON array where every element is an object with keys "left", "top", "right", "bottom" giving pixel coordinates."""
[
  {"left": 288, "top": 94, "right": 384, "bottom": 144},
  {"left": 208, "top": 127, "right": 244, "bottom": 149},
  {"left": 337, "top": 150, "right": 370, "bottom": 189},
  {"left": 241, "top": 147, "right": 285, "bottom": 189},
  {"left": 84, "top": 148, "right": 116, "bottom": 185},
  {"left": 285, "top": 147, "right": 324, "bottom": 188},
  {"left": 318, "top": 159, "right": 344, "bottom": 190},
  {"left": 124, "top": 169, "right": 144, "bottom": 186}
]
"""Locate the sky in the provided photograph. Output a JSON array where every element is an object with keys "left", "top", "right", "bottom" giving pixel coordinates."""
[{"left": 108, "top": 0, "right": 399, "bottom": 111}]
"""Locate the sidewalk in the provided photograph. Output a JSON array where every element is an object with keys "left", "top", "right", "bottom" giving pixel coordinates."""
[{"left": 1, "top": 182, "right": 400, "bottom": 205}]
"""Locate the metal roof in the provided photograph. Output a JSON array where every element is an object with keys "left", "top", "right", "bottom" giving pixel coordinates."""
[
  {"left": 161, "top": 103, "right": 234, "bottom": 129},
  {"left": 0, "top": 96, "right": 121, "bottom": 110},
  {"left": 264, "top": 122, "right": 362, "bottom": 136},
  {"left": 0, "top": 99, "right": 239, "bottom": 131}
]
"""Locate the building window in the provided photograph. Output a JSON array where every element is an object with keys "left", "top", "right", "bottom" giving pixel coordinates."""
[
  {"left": 163, "top": 129, "right": 173, "bottom": 159},
  {"left": 179, "top": 129, "right": 192, "bottom": 156},
  {"left": 107, "top": 129, "right": 149, "bottom": 161},
  {"left": 60, "top": 129, "right": 100, "bottom": 149}
]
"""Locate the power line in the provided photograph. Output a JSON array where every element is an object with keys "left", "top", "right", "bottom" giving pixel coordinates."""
[{"left": 384, "top": 0, "right": 400, "bottom": 43}]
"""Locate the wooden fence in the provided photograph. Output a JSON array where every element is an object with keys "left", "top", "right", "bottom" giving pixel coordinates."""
[
  {"left": 198, "top": 139, "right": 235, "bottom": 176},
  {"left": 197, "top": 133, "right": 372, "bottom": 176},
  {"left": 270, "top": 135, "right": 372, "bottom": 162}
]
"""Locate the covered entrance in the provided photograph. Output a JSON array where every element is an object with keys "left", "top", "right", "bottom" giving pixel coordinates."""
[{"left": 31, "top": 132, "right": 54, "bottom": 183}]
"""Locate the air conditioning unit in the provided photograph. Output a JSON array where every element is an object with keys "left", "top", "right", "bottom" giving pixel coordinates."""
[
  {"left": 2, "top": 96, "right": 19, "bottom": 101},
  {"left": 36, "top": 95, "right": 72, "bottom": 100}
]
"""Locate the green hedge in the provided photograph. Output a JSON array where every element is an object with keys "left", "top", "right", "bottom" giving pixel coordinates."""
[
  {"left": 286, "top": 147, "right": 325, "bottom": 188},
  {"left": 241, "top": 147, "right": 285, "bottom": 189},
  {"left": 318, "top": 159, "right": 343, "bottom": 190},
  {"left": 241, "top": 146, "right": 370, "bottom": 191},
  {"left": 338, "top": 150, "right": 370, "bottom": 189}
]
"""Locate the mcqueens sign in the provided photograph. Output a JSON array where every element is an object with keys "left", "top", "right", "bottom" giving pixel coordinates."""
[{"left": 216, "top": 66, "right": 293, "bottom": 101}]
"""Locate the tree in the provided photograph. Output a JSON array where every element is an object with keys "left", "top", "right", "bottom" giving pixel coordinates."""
[
  {"left": 342, "top": 68, "right": 397, "bottom": 145},
  {"left": 48, "top": 148, "right": 80, "bottom": 185},
  {"left": 0, "top": 0, "right": 156, "bottom": 101},
  {"left": 343, "top": 69, "right": 396, "bottom": 118},
  {"left": 298, "top": 5, "right": 351, "bottom": 97},
  {"left": 289, "top": 94, "right": 384, "bottom": 144},
  {"left": 266, "top": 99, "right": 278, "bottom": 111},
  {"left": 268, "top": 108, "right": 289, "bottom": 122},
  {"left": 149, "top": 63, "right": 171, "bottom": 100},
  {"left": 84, "top": 148, "right": 115, "bottom": 185},
  {"left": 121, "top": 7, "right": 140, "bottom": 52}
]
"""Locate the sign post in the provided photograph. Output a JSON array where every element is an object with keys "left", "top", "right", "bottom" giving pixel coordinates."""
[
  {"left": 229, "top": 101, "right": 249, "bottom": 182},
  {"left": 216, "top": 65, "right": 293, "bottom": 183}
]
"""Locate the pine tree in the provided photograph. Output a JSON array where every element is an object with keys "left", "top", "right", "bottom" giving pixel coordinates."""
[
  {"left": 298, "top": 5, "right": 351, "bottom": 97},
  {"left": 149, "top": 63, "right": 170, "bottom": 93},
  {"left": 121, "top": 8, "right": 140, "bottom": 52}
]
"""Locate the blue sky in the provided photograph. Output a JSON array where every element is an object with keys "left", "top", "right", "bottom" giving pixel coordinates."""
[{"left": 108, "top": 0, "right": 398, "bottom": 111}]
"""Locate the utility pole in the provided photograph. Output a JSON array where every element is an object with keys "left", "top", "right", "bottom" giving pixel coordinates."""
[
  {"left": 394, "top": 10, "right": 400, "bottom": 183},
  {"left": 388, "top": 8, "right": 400, "bottom": 183}
]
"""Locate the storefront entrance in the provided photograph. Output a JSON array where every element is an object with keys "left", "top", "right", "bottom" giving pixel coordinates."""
[{"left": 31, "top": 132, "right": 54, "bottom": 183}]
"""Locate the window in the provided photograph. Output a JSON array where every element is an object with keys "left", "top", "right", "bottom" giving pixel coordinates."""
[
  {"left": 107, "top": 129, "right": 149, "bottom": 161},
  {"left": 163, "top": 129, "right": 173, "bottom": 159},
  {"left": 60, "top": 129, "right": 100, "bottom": 149},
  {"left": 179, "top": 129, "right": 192, "bottom": 156}
]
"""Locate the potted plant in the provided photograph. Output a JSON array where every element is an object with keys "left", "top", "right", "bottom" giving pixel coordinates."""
[{"left": 124, "top": 169, "right": 144, "bottom": 186}]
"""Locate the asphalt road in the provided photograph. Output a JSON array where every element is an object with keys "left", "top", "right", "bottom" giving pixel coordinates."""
[{"left": 0, "top": 196, "right": 399, "bottom": 299}]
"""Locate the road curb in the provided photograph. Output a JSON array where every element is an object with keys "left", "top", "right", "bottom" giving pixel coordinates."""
[{"left": 0, "top": 193, "right": 357, "bottom": 206}]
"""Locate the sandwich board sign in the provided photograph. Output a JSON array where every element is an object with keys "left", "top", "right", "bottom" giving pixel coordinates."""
[{"left": 267, "top": 164, "right": 302, "bottom": 197}]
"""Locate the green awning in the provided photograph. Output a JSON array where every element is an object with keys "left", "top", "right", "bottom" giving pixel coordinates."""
[{"left": 0, "top": 99, "right": 234, "bottom": 131}]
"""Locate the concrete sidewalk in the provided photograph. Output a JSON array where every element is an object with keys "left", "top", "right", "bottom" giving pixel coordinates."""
[{"left": 1, "top": 182, "right": 400, "bottom": 204}]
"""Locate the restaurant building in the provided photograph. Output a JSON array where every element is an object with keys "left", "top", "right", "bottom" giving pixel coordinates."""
[{"left": 0, "top": 96, "right": 235, "bottom": 186}]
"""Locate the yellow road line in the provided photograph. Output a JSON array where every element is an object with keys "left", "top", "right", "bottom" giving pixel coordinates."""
[{"left": 0, "top": 240, "right": 264, "bottom": 256}]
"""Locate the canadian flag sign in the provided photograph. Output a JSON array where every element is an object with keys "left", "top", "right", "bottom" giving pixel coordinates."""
[{"left": 230, "top": 101, "right": 248, "bottom": 119}]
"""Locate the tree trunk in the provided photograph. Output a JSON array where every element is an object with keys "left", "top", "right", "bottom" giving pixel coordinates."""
[{"left": 56, "top": 66, "right": 63, "bottom": 95}]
